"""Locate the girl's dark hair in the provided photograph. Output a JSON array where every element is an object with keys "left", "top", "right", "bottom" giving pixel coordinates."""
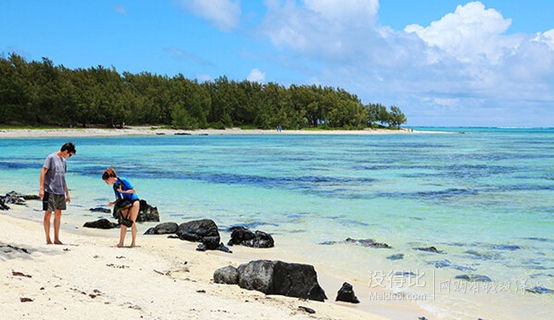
[
  {"left": 61, "top": 142, "right": 76, "bottom": 154},
  {"left": 102, "top": 168, "right": 117, "bottom": 180}
]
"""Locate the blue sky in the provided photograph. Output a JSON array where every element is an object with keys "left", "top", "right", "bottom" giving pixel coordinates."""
[{"left": 1, "top": 0, "right": 553, "bottom": 127}]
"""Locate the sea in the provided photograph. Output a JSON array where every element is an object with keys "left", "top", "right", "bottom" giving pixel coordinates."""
[{"left": 1, "top": 127, "right": 553, "bottom": 319}]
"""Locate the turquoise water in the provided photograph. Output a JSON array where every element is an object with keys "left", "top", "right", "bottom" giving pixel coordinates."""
[{"left": 1, "top": 129, "right": 554, "bottom": 318}]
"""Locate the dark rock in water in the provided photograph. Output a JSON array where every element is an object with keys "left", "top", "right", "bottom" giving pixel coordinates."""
[
  {"left": 464, "top": 250, "right": 502, "bottom": 260},
  {"left": 113, "top": 199, "right": 160, "bottom": 222},
  {"left": 523, "top": 237, "right": 554, "bottom": 243},
  {"left": 418, "top": 317, "right": 428, "bottom": 320},
  {"left": 345, "top": 238, "right": 391, "bottom": 248},
  {"left": 429, "top": 260, "right": 476, "bottom": 271},
  {"left": 144, "top": 222, "right": 179, "bottom": 235},
  {"left": 227, "top": 226, "right": 275, "bottom": 248},
  {"left": 526, "top": 286, "right": 554, "bottom": 294},
  {"left": 298, "top": 306, "right": 316, "bottom": 314},
  {"left": 174, "top": 132, "right": 191, "bottom": 135},
  {"left": 320, "top": 238, "right": 390, "bottom": 248},
  {"left": 336, "top": 282, "right": 360, "bottom": 303},
  {"left": 213, "top": 265, "right": 239, "bottom": 285},
  {"left": 414, "top": 246, "right": 443, "bottom": 253},
  {"left": 493, "top": 244, "right": 521, "bottom": 251},
  {"left": 237, "top": 260, "right": 327, "bottom": 301},
  {"left": 319, "top": 240, "right": 339, "bottom": 245},
  {"left": 386, "top": 253, "right": 404, "bottom": 260},
  {"left": 83, "top": 219, "right": 119, "bottom": 229},
  {"left": 89, "top": 207, "right": 111, "bottom": 213},
  {"left": 455, "top": 274, "right": 492, "bottom": 282}
]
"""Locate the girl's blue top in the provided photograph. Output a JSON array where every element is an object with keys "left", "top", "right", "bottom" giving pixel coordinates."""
[{"left": 114, "top": 177, "right": 139, "bottom": 201}]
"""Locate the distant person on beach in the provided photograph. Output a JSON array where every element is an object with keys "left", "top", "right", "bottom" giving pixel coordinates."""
[
  {"left": 39, "top": 142, "right": 76, "bottom": 245},
  {"left": 102, "top": 168, "right": 140, "bottom": 248}
]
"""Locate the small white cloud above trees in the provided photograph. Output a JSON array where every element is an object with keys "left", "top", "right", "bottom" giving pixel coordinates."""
[
  {"left": 180, "top": 0, "right": 241, "bottom": 32},
  {"left": 247, "top": 68, "right": 266, "bottom": 83}
]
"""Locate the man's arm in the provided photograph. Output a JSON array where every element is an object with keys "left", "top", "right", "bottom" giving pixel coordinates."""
[
  {"left": 65, "top": 178, "right": 70, "bottom": 203},
  {"left": 39, "top": 167, "right": 48, "bottom": 199}
]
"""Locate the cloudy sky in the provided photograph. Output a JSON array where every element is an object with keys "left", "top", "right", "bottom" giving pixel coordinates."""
[{"left": 1, "top": 0, "right": 553, "bottom": 127}]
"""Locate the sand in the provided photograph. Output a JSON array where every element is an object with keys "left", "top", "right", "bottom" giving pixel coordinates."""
[
  {"left": 0, "top": 126, "right": 447, "bottom": 138},
  {"left": 0, "top": 201, "right": 435, "bottom": 320}
]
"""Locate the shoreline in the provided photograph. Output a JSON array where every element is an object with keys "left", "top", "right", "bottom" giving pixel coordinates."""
[
  {"left": 0, "top": 126, "right": 453, "bottom": 138},
  {"left": 1, "top": 202, "right": 432, "bottom": 320}
]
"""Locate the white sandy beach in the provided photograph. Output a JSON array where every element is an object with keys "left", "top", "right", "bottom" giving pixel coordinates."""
[
  {"left": 0, "top": 126, "right": 447, "bottom": 139},
  {"left": 1, "top": 201, "right": 434, "bottom": 320}
]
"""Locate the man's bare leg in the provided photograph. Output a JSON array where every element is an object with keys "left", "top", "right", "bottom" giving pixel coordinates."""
[
  {"left": 53, "top": 210, "right": 63, "bottom": 245},
  {"left": 44, "top": 211, "right": 52, "bottom": 244}
]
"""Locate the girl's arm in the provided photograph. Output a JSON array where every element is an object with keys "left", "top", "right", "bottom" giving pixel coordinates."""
[{"left": 117, "top": 185, "right": 136, "bottom": 194}]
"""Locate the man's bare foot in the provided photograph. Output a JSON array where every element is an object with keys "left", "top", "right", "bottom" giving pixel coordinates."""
[
  {"left": 115, "top": 244, "right": 124, "bottom": 248},
  {"left": 129, "top": 244, "right": 136, "bottom": 248},
  {"left": 46, "top": 240, "right": 53, "bottom": 245},
  {"left": 54, "top": 240, "right": 63, "bottom": 245}
]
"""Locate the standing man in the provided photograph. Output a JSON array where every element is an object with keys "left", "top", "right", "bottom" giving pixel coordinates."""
[{"left": 39, "top": 142, "right": 76, "bottom": 245}]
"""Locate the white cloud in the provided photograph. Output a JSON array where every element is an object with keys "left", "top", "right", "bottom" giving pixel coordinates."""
[
  {"left": 303, "top": 0, "right": 378, "bottom": 25},
  {"left": 113, "top": 4, "right": 127, "bottom": 15},
  {"left": 180, "top": 0, "right": 241, "bottom": 32},
  {"left": 246, "top": 68, "right": 266, "bottom": 83},
  {"left": 533, "top": 29, "right": 554, "bottom": 51},
  {"left": 164, "top": 47, "right": 215, "bottom": 67},
  {"left": 196, "top": 74, "right": 213, "bottom": 82},
  {"left": 262, "top": 0, "right": 379, "bottom": 55},
  {"left": 257, "top": 1, "right": 554, "bottom": 126},
  {"left": 404, "top": 2, "right": 517, "bottom": 64}
]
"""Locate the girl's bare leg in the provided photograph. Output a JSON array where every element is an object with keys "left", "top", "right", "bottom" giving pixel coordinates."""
[
  {"left": 128, "top": 202, "right": 140, "bottom": 248},
  {"left": 117, "top": 209, "right": 129, "bottom": 247}
]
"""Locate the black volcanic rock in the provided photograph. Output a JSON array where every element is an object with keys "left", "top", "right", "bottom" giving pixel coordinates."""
[
  {"left": 83, "top": 219, "right": 119, "bottom": 229},
  {"left": 227, "top": 226, "right": 274, "bottom": 248},
  {"left": 236, "top": 260, "right": 327, "bottom": 301},
  {"left": 336, "top": 282, "right": 360, "bottom": 303},
  {"left": 113, "top": 199, "right": 159, "bottom": 222},
  {"left": 144, "top": 222, "right": 179, "bottom": 235},
  {"left": 177, "top": 219, "right": 230, "bottom": 252}
]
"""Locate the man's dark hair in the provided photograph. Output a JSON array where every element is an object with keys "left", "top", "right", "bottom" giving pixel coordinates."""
[{"left": 61, "top": 142, "right": 76, "bottom": 154}]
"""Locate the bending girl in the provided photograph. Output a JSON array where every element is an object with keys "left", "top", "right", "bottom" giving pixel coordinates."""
[{"left": 102, "top": 168, "right": 140, "bottom": 248}]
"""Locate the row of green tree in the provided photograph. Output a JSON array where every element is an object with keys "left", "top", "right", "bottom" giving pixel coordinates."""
[{"left": 0, "top": 53, "right": 407, "bottom": 129}]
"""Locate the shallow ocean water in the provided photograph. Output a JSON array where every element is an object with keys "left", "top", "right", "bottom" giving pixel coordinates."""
[{"left": 1, "top": 128, "right": 553, "bottom": 319}]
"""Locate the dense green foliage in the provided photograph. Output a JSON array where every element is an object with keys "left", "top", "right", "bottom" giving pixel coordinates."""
[{"left": 0, "top": 54, "right": 407, "bottom": 129}]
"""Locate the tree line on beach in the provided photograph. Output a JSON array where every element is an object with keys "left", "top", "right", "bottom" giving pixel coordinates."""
[{"left": 0, "top": 53, "right": 407, "bottom": 130}]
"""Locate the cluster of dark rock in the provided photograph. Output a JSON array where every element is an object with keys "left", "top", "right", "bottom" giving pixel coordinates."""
[
  {"left": 227, "top": 226, "right": 274, "bottom": 248},
  {"left": 85, "top": 201, "right": 275, "bottom": 254},
  {"left": 142, "top": 220, "right": 276, "bottom": 252},
  {"left": 0, "top": 191, "right": 40, "bottom": 210},
  {"left": 213, "top": 260, "right": 360, "bottom": 304}
]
